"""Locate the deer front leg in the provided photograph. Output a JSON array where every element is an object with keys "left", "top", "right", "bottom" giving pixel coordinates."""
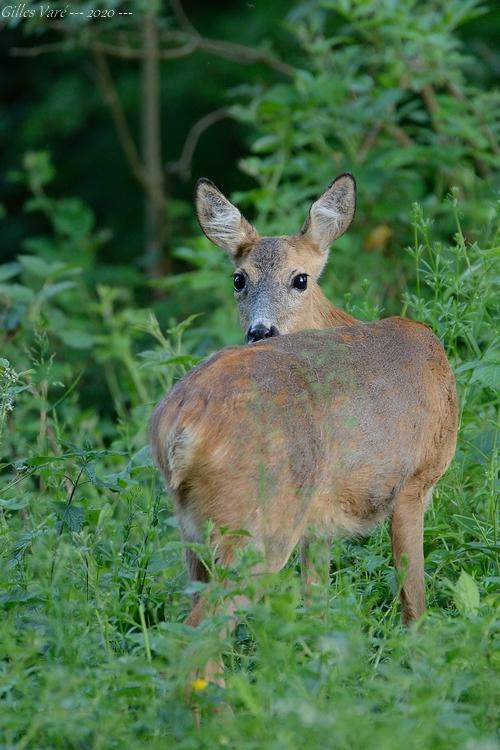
[{"left": 390, "top": 482, "right": 431, "bottom": 625}]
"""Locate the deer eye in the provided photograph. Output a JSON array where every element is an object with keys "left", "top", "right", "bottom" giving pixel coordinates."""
[
  {"left": 233, "top": 273, "right": 246, "bottom": 292},
  {"left": 292, "top": 273, "right": 308, "bottom": 291}
]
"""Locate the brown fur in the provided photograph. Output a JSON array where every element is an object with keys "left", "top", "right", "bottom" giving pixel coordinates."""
[{"left": 151, "top": 322, "right": 457, "bottom": 620}]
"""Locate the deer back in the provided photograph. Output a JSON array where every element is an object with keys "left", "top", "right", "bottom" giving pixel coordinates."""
[{"left": 150, "top": 317, "right": 457, "bottom": 549}]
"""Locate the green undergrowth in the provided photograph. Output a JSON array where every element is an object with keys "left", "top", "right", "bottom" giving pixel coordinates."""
[{"left": 0, "top": 187, "right": 498, "bottom": 748}]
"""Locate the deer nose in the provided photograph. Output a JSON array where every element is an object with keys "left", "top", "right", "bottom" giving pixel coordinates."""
[{"left": 246, "top": 324, "right": 279, "bottom": 344}]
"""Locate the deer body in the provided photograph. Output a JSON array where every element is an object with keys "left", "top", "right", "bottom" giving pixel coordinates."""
[
  {"left": 151, "top": 318, "right": 457, "bottom": 611},
  {"left": 150, "top": 174, "right": 458, "bottom": 679}
]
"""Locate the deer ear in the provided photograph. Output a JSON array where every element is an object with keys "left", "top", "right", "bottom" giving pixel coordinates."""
[
  {"left": 302, "top": 173, "right": 356, "bottom": 254},
  {"left": 195, "top": 178, "right": 258, "bottom": 259}
]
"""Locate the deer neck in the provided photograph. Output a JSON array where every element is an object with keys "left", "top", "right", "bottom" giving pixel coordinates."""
[{"left": 310, "top": 284, "right": 358, "bottom": 328}]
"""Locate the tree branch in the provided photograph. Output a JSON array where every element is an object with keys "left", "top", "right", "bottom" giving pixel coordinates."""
[
  {"left": 12, "top": 19, "right": 295, "bottom": 77},
  {"left": 194, "top": 36, "right": 295, "bottom": 76},
  {"left": 169, "top": 0, "right": 294, "bottom": 76},
  {"left": 357, "top": 122, "right": 383, "bottom": 163},
  {"left": 10, "top": 42, "right": 73, "bottom": 57},
  {"left": 141, "top": 12, "right": 169, "bottom": 277},
  {"left": 90, "top": 38, "right": 198, "bottom": 60},
  {"left": 91, "top": 48, "right": 148, "bottom": 189},
  {"left": 170, "top": 0, "right": 199, "bottom": 36},
  {"left": 12, "top": 31, "right": 294, "bottom": 76},
  {"left": 421, "top": 84, "right": 439, "bottom": 128},
  {"left": 168, "top": 107, "right": 229, "bottom": 180},
  {"left": 384, "top": 124, "right": 415, "bottom": 148}
]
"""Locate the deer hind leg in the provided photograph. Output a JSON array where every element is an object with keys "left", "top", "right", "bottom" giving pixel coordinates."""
[
  {"left": 186, "top": 591, "right": 250, "bottom": 687},
  {"left": 391, "top": 481, "right": 433, "bottom": 625},
  {"left": 185, "top": 516, "right": 308, "bottom": 685},
  {"left": 182, "top": 540, "right": 243, "bottom": 686}
]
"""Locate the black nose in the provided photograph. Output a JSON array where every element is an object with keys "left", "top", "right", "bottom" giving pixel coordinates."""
[{"left": 246, "top": 324, "right": 279, "bottom": 344}]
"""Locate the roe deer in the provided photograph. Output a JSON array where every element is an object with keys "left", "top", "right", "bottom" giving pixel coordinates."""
[{"left": 150, "top": 174, "right": 458, "bottom": 681}]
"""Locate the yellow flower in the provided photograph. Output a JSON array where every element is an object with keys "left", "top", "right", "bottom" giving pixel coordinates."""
[{"left": 191, "top": 678, "right": 208, "bottom": 692}]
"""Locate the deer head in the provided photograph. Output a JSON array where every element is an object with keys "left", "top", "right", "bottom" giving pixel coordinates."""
[{"left": 195, "top": 174, "right": 356, "bottom": 342}]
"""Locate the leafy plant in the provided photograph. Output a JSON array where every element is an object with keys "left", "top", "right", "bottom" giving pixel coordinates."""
[{"left": 230, "top": 0, "right": 499, "bottom": 314}]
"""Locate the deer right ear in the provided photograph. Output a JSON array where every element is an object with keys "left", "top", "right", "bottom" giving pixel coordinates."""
[
  {"left": 195, "top": 178, "right": 259, "bottom": 259},
  {"left": 301, "top": 173, "right": 356, "bottom": 254}
]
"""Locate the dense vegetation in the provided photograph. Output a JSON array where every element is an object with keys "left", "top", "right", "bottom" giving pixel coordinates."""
[{"left": 0, "top": 1, "right": 498, "bottom": 747}]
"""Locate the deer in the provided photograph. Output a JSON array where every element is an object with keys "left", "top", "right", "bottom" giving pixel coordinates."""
[{"left": 150, "top": 174, "right": 458, "bottom": 683}]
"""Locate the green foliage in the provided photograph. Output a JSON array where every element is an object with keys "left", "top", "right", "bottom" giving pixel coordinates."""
[
  {"left": 0, "top": 1, "right": 498, "bottom": 746},
  {"left": 0, "top": 176, "right": 498, "bottom": 745},
  {"left": 230, "top": 0, "right": 499, "bottom": 314}
]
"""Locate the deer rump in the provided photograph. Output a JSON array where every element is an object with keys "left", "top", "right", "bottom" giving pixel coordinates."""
[{"left": 151, "top": 317, "right": 457, "bottom": 570}]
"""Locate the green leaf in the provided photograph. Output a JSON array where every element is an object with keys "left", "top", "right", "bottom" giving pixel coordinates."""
[
  {"left": 56, "top": 328, "right": 95, "bottom": 349},
  {"left": 54, "top": 502, "right": 85, "bottom": 533},
  {"left": 18, "top": 255, "right": 55, "bottom": 278},
  {"left": 52, "top": 198, "right": 94, "bottom": 239},
  {"left": 83, "top": 463, "right": 124, "bottom": 492},
  {"left": 0, "top": 587, "right": 44, "bottom": 609},
  {"left": 9, "top": 530, "right": 37, "bottom": 568},
  {"left": 167, "top": 313, "right": 204, "bottom": 337},
  {"left": 23, "top": 150, "right": 55, "bottom": 190},
  {"left": 0, "top": 262, "right": 21, "bottom": 281},
  {"left": 24, "top": 454, "right": 76, "bottom": 467},
  {"left": 128, "top": 445, "right": 153, "bottom": 470},
  {"left": 452, "top": 570, "right": 480, "bottom": 617},
  {"left": 0, "top": 497, "right": 30, "bottom": 510},
  {"left": 470, "top": 361, "right": 500, "bottom": 390},
  {"left": 0, "top": 283, "right": 34, "bottom": 304},
  {"left": 138, "top": 352, "right": 203, "bottom": 369},
  {"left": 37, "top": 280, "right": 77, "bottom": 302},
  {"left": 1, "top": 302, "right": 26, "bottom": 331}
]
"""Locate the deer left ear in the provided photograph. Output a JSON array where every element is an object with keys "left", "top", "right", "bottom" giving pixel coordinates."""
[
  {"left": 195, "top": 178, "right": 258, "bottom": 260},
  {"left": 302, "top": 173, "right": 356, "bottom": 254}
]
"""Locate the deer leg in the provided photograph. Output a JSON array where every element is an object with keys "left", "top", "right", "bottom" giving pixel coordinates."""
[
  {"left": 186, "top": 517, "right": 307, "bottom": 685},
  {"left": 300, "top": 534, "right": 332, "bottom": 605},
  {"left": 185, "top": 548, "right": 209, "bottom": 608},
  {"left": 391, "top": 482, "right": 432, "bottom": 625},
  {"left": 184, "top": 543, "right": 251, "bottom": 687},
  {"left": 183, "top": 548, "right": 225, "bottom": 686},
  {"left": 186, "top": 593, "right": 251, "bottom": 686}
]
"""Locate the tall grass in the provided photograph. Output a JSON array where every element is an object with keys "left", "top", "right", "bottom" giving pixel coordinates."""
[{"left": 0, "top": 197, "right": 498, "bottom": 749}]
